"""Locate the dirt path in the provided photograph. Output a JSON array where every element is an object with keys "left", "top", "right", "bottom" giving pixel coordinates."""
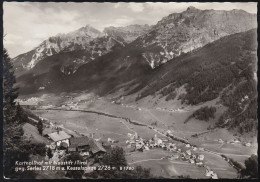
[
  {"left": 146, "top": 109, "right": 167, "bottom": 127},
  {"left": 34, "top": 107, "right": 246, "bottom": 175},
  {"left": 128, "top": 157, "right": 164, "bottom": 165},
  {"left": 36, "top": 108, "right": 188, "bottom": 143},
  {"left": 121, "top": 120, "right": 136, "bottom": 133},
  {"left": 28, "top": 116, "right": 39, "bottom": 123}
]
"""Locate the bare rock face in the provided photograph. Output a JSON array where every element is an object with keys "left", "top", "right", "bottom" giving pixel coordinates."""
[
  {"left": 12, "top": 7, "right": 257, "bottom": 78},
  {"left": 12, "top": 24, "right": 150, "bottom": 77},
  {"left": 12, "top": 25, "right": 104, "bottom": 76},
  {"left": 104, "top": 24, "right": 151, "bottom": 43},
  {"left": 134, "top": 7, "right": 257, "bottom": 68}
]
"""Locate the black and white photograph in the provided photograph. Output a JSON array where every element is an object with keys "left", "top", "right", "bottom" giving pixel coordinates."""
[{"left": 2, "top": 1, "right": 258, "bottom": 179}]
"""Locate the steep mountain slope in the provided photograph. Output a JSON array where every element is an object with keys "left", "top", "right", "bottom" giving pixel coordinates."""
[
  {"left": 13, "top": 7, "right": 256, "bottom": 78},
  {"left": 104, "top": 24, "right": 151, "bottom": 43},
  {"left": 13, "top": 7, "right": 257, "bottom": 134},
  {"left": 12, "top": 24, "right": 151, "bottom": 77},
  {"left": 133, "top": 6, "right": 257, "bottom": 68},
  {"left": 16, "top": 28, "right": 257, "bottom": 134},
  {"left": 16, "top": 39, "right": 152, "bottom": 95},
  {"left": 12, "top": 25, "right": 104, "bottom": 76},
  {"left": 136, "top": 29, "right": 257, "bottom": 133}
]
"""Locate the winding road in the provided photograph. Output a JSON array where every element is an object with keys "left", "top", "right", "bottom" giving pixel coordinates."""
[{"left": 33, "top": 106, "right": 249, "bottom": 176}]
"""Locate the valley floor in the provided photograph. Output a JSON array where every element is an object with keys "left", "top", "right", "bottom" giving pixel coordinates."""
[{"left": 21, "top": 92, "right": 257, "bottom": 179}]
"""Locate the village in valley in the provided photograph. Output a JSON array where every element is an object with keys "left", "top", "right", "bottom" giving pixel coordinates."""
[
  {"left": 17, "top": 93, "right": 256, "bottom": 179},
  {"left": 25, "top": 114, "right": 217, "bottom": 178}
]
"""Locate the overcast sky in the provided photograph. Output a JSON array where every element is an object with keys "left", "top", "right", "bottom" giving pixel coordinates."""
[{"left": 3, "top": 2, "right": 257, "bottom": 58}]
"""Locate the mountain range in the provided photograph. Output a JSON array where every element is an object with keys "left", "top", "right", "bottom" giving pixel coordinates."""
[
  {"left": 12, "top": 24, "right": 151, "bottom": 77},
  {"left": 12, "top": 7, "right": 257, "bottom": 133}
]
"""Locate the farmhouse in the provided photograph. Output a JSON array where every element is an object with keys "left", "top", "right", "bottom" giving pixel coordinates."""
[
  {"left": 42, "top": 127, "right": 58, "bottom": 137},
  {"left": 154, "top": 135, "right": 163, "bottom": 145},
  {"left": 185, "top": 144, "right": 191, "bottom": 148},
  {"left": 189, "top": 159, "right": 195, "bottom": 164},
  {"left": 68, "top": 136, "right": 106, "bottom": 157},
  {"left": 48, "top": 131, "right": 71, "bottom": 147},
  {"left": 198, "top": 154, "right": 205, "bottom": 161},
  {"left": 195, "top": 160, "right": 204, "bottom": 167},
  {"left": 186, "top": 150, "right": 191, "bottom": 156},
  {"left": 205, "top": 166, "right": 214, "bottom": 177},
  {"left": 245, "top": 142, "right": 251, "bottom": 147},
  {"left": 212, "top": 173, "right": 218, "bottom": 179}
]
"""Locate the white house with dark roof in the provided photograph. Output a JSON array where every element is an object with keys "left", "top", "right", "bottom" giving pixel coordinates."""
[{"left": 47, "top": 131, "right": 71, "bottom": 147}]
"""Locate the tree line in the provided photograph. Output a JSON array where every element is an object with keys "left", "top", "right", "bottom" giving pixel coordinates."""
[{"left": 3, "top": 49, "right": 46, "bottom": 178}]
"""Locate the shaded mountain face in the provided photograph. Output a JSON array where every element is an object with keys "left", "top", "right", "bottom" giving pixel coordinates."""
[
  {"left": 12, "top": 24, "right": 151, "bottom": 77},
  {"left": 12, "top": 7, "right": 256, "bottom": 78},
  {"left": 104, "top": 24, "right": 151, "bottom": 43},
  {"left": 12, "top": 25, "right": 104, "bottom": 76},
  {"left": 15, "top": 27, "right": 257, "bottom": 132},
  {"left": 16, "top": 34, "right": 153, "bottom": 95},
  {"left": 14, "top": 7, "right": 257, "bottom": 99},
  {"left": 136, "top": 29, "right": 257, "bottom": 133},
  {"left": 133, "top": 6, "right": 257, "bottom": 68}
]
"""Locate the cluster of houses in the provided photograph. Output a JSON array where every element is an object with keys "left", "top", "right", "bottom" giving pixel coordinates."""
[
  {"left": 125, "top": 132, "right": 205, "bottom": 165},
  {"left": 60, "top": 101, "right": 80, "bottom": 110},
  {"left": 155, "top": 106, "right": 188, "bottom": 112},
  {"left": 15, "top": 97, "right": 43, "bottom": 105},
  {"left": 125, "top": 132, "right": 220, "bottom": 179},
  {"left": 205, "top": 166, "right": 218, "bottom": 179},
  {"left": 125, "top": 133, "right": 170, "bottom": 152},
  {"left": 43, "top": 127, "right": 106, "bottom": 160},
  {"left": 178, "top": 145, "right": 205, "bottom": 167},
  {"left": 218, "top": 138, "right": 252, "bottom": 147}
]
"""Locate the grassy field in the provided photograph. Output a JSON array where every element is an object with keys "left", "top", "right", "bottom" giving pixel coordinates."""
[
  {"left": 27, "top": 93, "right": 257, "bottom": 179},
  {"left": 126, "top": 149, "right": 208, "bottom": 179},
  {"left": 200, "top": 151, "right": 238, "bottom": 178},
  {"left": 23, "top": 123, "right": 50, "bottom": 144}
]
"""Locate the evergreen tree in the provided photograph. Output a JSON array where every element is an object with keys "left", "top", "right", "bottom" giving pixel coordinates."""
[
  {"left": 64, "top": 153, "right": 85, "bottom": 178},
  {"left": 47, "top": 147, "right": 53, "bottom": 159},
  {"left": 3, "top": 48, "right": 36, "bottom": 178},
  {"left": 102, "top": 146, "right": 127, "bottom": 169},
  {"left": 3, "top": 48, "right": 18, "bottom": 110},
  {"left": 37, "top": 120, "right": 43, "bottom": 135},
  {"left": 240, "top": 154, "right": 258, "bottom": 178},
  {"left": 84, "top": 146, "right": 152, "bottom": 179}
]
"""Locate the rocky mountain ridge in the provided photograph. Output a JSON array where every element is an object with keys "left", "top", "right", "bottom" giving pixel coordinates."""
[
  {"left": 12, "top": 7, "right": 257, "bottom": 76},
  {"left": 13, "top": 7, "right": 257, "bottom": 89},
  {"left": 12, "top": 24, "right": 151, "bottom": 76},
  {"left": 104, "top": 24, "right": 151, "bottom": 43},
  {"left": 133, "top": 6, "right": 257, "bottom": 68}
]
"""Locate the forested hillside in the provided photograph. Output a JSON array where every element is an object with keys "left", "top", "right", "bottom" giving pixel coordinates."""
[{"left": 136, "top": 29, "right": 257, "bottom": 133}]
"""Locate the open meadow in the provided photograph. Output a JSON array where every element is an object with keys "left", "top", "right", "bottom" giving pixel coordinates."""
[{"left": 27, "top": 92, "right": 257, "bottom": 179}]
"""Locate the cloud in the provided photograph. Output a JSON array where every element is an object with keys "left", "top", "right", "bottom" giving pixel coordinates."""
[
  {"left": 114, "top": 4, "right": 120, "bottom": 8},
  {"left": 3, "top": 2, "right": 83, "bottom": 57},
  {"left": 128, "top": 3, "right": 144, "bottom": 12},
  {"left": 114, "top": 17, "right": 134, "bottom": 26}
]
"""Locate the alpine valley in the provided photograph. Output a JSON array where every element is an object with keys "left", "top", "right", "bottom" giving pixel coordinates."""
[{"left": 11, "top": 6, "right": 257, "bottom": 179}]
